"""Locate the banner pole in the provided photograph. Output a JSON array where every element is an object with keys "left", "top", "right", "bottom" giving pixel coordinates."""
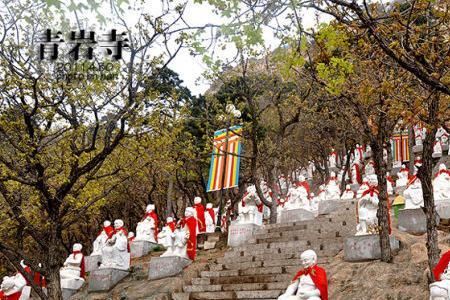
[{"left": 216, "top": 123, "right": 229, "bottom": 232}]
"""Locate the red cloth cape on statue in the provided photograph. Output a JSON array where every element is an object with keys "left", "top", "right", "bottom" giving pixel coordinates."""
[
  {"left": 72, "top": 250, "right": 86, "bottom": 279},
  {"left": 0, "top": 291, "right": 21, "bottom": 300},
  {"left": 193, "top": 203, "right": 206, "bottom": 233},
  {"left": 181, "top": 216, "right": 197, "bottom": 260},
  {"left": 114, "top": 227, "right": 130, "bottom": 252},
  {"left": 434, "top": 250, "right": 450, "bottom": 280},
  {"left": 350, "top": 164, "right": 362, "bottom": 184},
  {"left": 98, "top": 225, "right": 114, "bottom": 239},
  {"left": 167, "top": 221, "right": 176, "bottom": 232},
  {"left": 296, "top": 181, "right": 310, "bottom": 196},
  {"left": 206, "top": 208, "right": 216, "bottom": 224},
  {"left": 435, "top": 169, "right": 450, "bottom": 178},
  {"left": 292, "top": 265, "right": 328, "bottom": 300}
]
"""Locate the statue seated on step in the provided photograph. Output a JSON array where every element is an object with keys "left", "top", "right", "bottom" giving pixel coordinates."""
[
  {"left": 237, "top": 185, "right": 263, "bottom": 225},
  {"left": 286, "top": 185, "right": 311, "bottom": 211},
  {"left": 100, "top": 219, "right": 130, "bottom": 270},
  {"left": 60, "top": 243, "right": 85, "bottom": 291},
  {"left": 403, "top": 175, "right": 423, "bottom": 209},
  {"left": 396, "top": 165, "right": 409, "bottom": 187},
  {"left": 356, "top": 175, "right": 379, "bottom": 236},
  {"left": 160, "top": 224, "right": 190, "bottom": 259},
  {"left": 0, "top": 271, "right": 28, "bottom": 300},
  {"left": 324, "top": 172, "right": 340, "bottom": 200},
  {"left": 365, "top": 160, "right": 375, "bottom": 176},
  {"left": 158, "top": 219, "right": 175, "bottom": 249},
  {"left": 278, "top": 249, "right": 328, "bottom": 300},
  {"left": 341, "top": 184, "right": 355, "bottom": 200},
  {"left": 434, "top": 164, "right": 450, "bottom": 201},
  {"left": 91, "top": 220, "right": 114, "bottom": 256},
  {"left": 431, "top": 250, "right": 450, "bottom": 300},
  {"left": 434, "top": 139, "right": 443, "bottom": 158},
  {"left": 135, "top": 215, "right": 156, "bottom": 243}
]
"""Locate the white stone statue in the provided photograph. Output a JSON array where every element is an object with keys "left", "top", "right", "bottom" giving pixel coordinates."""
[
  {"left": 328, "top": 149, "right": 337, "bottom": 169},
  {"left": 0, "top": 272, "right": 28, "bottom": 300},
  {"left": 350, "top": 163, "right": 361, "bottom": 185},
  {"left": 396, "top": 164, "right": 409, "bottom": 187},
  {"left": 386, "top": 172, "right": 394, "bottom": 195},
  {"left": 100, "top": 219, "right": 130, "bottom": 270},
  {"left": 205, "top": 203, "right": 216, "bottom": 233},
  {"left": 353, "top": 143, "right": 364, "bottom": 165},
  {"left": 403, "top": 176, "right": 424, "bottom": 209},
  {"left": 92, "top": 220, "right": 114, "bottom": 256},
  {"left": 237, "top": 185, "right": 263, "bottom": 225},
  {"left": 160, "top": 225, "right": 189, "bottom": 259},
  {"left": 279, "top": 175, "right": 288, "bottom": 194},
  {"left": 434, "top": 139, "right": 443, "bottom": 158},
  {"left": 356, "top": 175, "right": 379, "bottom": 235},
  {"left": 324, "top": 172, "right": 340, "bottom": 200},
  {"left": 307, "top": 161, "right": 315, "bottom": 179},
  {"left": 337, "top": 167, "right": 346, "bottom": 183},
  {"left": 60, "top": 243, "right": 85, "bottom": 290},
  {"left": 278, "top": 250, "right": 326, "bottom": 300},
  {"left": 437, "top": 127, "right": 449, "bottom": 145},
  {"left": 286, "top": 185, "right": 311, "bottom": 210},
  {"left": 157, "top": 219, "right": 174, "bottom": 249},
  {"left": 414, "top": 125, "right": 425, "bottom": 147},
  {"left": 365, "top": 161, "right": 375, "bottom": 176},
  {"left": 135, "top": 215, "right": 156, "bottom": 243},
  {"left": 430, "top": 265, "right": 450, "bottom": 300},
  {"left": 341, "top": 184, "right": 355, "bottom": 200},
  {"left": 260, "top": 180, "right": 274, "bottom": 219},
  {"left": 434, "top": 164, "right": 450, "bottom": 201}
]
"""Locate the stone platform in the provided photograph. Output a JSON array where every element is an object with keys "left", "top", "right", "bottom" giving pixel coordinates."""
[
  {"left": 88, "top": 268, "right": 129, "bottom": 291},
  {"left": 227, "top": 223, "right": 261, "bottom": 247},
  {"left": 277, "top": 208, "right": 315, "bottom": 223},
  {"left": 318, "top": 200, "right": 340, "bottom": 215},
  {"left": 148, "top": 256, "right": 192, "bottom": 280},
  {"left": 344, "top": 234, "right": 400, "bottom": 262},
  {"left": 62, "top": 288, "right": 78, "bottom": 300},
  {"left": 398, "top": 208, "right": 426, "bottom": 234},
  {"left": 130, "top": 240, "right": 159, "bottom": 258},
  {"left": 436, "top": 199, "right": 450, "bottom": 219},
  {"left": 85, "top": 254, "right": 101, "bottom": 272}
]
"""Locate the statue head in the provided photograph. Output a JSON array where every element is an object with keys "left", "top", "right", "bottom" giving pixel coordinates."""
[
  {"left": 166, "top": 217, "right": 174, "bottom": 222},
  {"left": 247, "top": 185, "right": 256, "bottom": 193},
  {"left": 114, "top": 219, "right": 124, "bottom": 229},
  {"left": 185, "top": 207, "right": 195, "bottom": 217},
  {"left": 330, "top": 171, "right": 336, "bottom": 177},
  {"left": 310, "top": 193, "right": 315, "bottom": 197},
  {"left": 72, "top": 243, "right": 82, "bottom": 252},
  {"left": 299, "top": 175, "right": 305, "bottom": 182},
  {"left": 194, "top": 197, "right": 202, "bottom": 204},
  {"left": 146, "top": 204, "right": 155, "bottom": 213},
  {"left": 362, "top": 177, "right": 368, "bottom": 183},
  {"left": 439, "top": 163, "right": 447, "bottom": 171},
  {"left": 103, "top": 220, "right": 111, "bottom": 227},
  {"left": 356, "top": 143, "right": 360, "bottom": 147},
  {"left": 206, "top": 203, "right": 213, "bottom": 209},
  {"left": 0, "top": 276, "right": 15, "bottom": 292},
  {"left": 128, "top": 232, "right": 135, "bottom": 239},
  {"left": 368, "top": 175, "right": 378, "bottom": 187},
  {"left": 401, "top": 164, "right": 406, "bottom": 168},
  {"left": 300, "top": 249, "right": 317, "bottom": 268},
  {"left": 346, "top": 184, "right": 350, "bottom": 190}
]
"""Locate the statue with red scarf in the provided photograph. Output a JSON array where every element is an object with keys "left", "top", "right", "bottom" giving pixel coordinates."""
[
  {"left": 60, "top": 243, "right": 85, "bottom": 291},
  {"left": 278, "top": 249, "right": 328, "bottom": 300}
]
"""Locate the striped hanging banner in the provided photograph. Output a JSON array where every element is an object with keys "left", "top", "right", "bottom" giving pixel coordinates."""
[
  {"left": 390, "top": 134, "right": 409, "bottom": 162},
  {"left": 207, "top": 125, "right": 243, "bottom": 192}
]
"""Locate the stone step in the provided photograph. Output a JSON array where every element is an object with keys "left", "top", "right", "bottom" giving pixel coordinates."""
[
  {"left": 215, "top": 255, "right": 331, "bottom": 266},
  {"left": 188, "top": 289, "right": 283, "bottom": 299},
  {"left": 193, "top": 274, "right": 292, "bottom": 285},
  {"left": 253, "top": 226, "right": 352, "bottom": 240},
  {"left": 264, "top": 219, "right": 356, "bottom": 234},
  {"left": 184, "top": 282, "right": 287, "bottom": 293}
]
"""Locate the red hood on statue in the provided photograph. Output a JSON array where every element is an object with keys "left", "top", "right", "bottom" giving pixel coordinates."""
[
  {"left": 193, "top": 202, "right": 206, "bottom": 233},
  {"left": 180, "top": 212, "right": 197, "bottom": 261}
]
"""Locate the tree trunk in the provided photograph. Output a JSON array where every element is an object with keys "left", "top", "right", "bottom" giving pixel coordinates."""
[
  {"left": 340, "top": 150, "right": 352, "bottom": 194},
  {"left": 386, "top": 140, "right": 393, "bottom": 173},
  {"left": 46, "top": 226, "right": 63, "bottom": 300},
  {"left": 408, "top": 126, "right": 415, "bottom": 176},
  {"left": 372, "top": 140, "right": 392, "bottom": 263},
  {"left": 166, "top": 178, "right": 174, "bottom": 218},
  {"left": 418, "top": 119, "right": 440, "bottom": 280}
]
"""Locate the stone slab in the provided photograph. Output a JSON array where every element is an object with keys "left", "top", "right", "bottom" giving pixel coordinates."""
[
  {"left": 148, "top": 256, "right": 192, "bottom": 280},
  {"left": 62, "top": 288, "right": 78, "bottom": 300},
  {"left": 413, "top": 145, "right": 423, "bottom": 153},
  {"left": 227, "top": 223, "right": 261, "bottom": 247},
  {"left": 318, "top": 200, "right": 340, "bottom": 215},
  {"left": 88, "top": 268, "right": 129, "bottom": 292},
  {"left": 85, "top": 255, "right": 101, "bottom": 272},
  {"left": 277, "top": 208, "right": 315, "bottom": 223},
  {"left": 433, "top": 152, "right": 443, "bottom": 158},
  {"left": 203, "top": 241, "right": 217, "bottom": 250},
  {"left": 398, "top": 208, "right": 427, "bottom": 234},
  {"left": 130, "top": 240, "right": 159, "bottom": 258},
  {"left": 436, "top": 199, "right": 450, "bottom": 219},
  {"left": 344, "top": 234, "right": 400, "bottom": 262},
  {"left": 197, "top": 233, "right": 208, "bottom": 249}
]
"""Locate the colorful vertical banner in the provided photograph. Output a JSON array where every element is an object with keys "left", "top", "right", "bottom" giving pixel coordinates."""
[
  {"left": 390, "top": 133, "right": 409, "bottom": 162},
  {"left": 207, "top": 125, "right": 242, "bottom": 192}
]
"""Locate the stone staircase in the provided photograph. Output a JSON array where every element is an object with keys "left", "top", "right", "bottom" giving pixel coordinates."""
[{"left": 174, "top": 200, "right": 357, "bottom": 300}]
